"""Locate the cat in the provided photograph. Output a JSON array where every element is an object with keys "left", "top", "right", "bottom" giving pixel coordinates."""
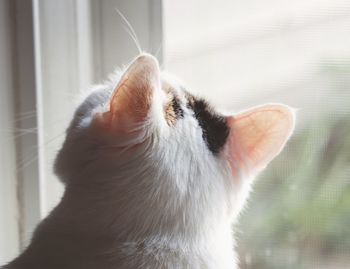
[{"left": 3, "top": 53, "right": 295, "bottom": 269}]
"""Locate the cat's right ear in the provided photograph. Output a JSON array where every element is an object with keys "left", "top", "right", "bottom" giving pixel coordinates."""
[{"left": 94, "top": 54, "right": 163, "bottom": 133}]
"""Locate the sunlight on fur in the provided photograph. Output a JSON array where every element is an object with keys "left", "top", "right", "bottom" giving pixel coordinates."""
[{"left": 3, "top": 53, "right": 295, "bottom": 269}]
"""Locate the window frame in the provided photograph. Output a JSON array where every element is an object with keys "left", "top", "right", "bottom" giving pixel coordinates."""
[{"left": 0, "top": 0, "right": 162, "bottom": 264}]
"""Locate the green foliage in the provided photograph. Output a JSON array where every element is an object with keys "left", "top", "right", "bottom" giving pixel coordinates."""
[{"left": 237, "top": 64, "right": 350, "bottom": 269}]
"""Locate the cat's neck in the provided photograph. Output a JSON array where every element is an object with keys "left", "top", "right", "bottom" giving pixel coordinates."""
[
  {"left": 54, "top": 187, "right": 236, "bottom": 248},
  {"left": 10, "top": 185, "right": 237, "bottom": 269},
  {"left": 13, "top": 216, "right": 237, "bottom": 269}
]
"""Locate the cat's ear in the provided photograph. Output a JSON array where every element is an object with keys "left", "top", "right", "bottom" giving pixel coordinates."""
[
  {"left": 97, "top": 54, "right": 163, "bottom": 131},
  {"left": 225, "top": 104, "right": 295, "bottom": 176}
]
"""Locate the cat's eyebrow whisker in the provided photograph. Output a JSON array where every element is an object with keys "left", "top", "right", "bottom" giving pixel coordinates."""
[
  {"left": 121, "top": 25, "right": 143, "bottom": 54},
  {"left": 115, "top": 7, "right": 143, "bottom": 54},
  {"left": 155, "top": 43, "right": 162, "bottom": 60}
]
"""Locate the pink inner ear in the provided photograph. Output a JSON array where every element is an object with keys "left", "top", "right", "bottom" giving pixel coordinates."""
[
  {"left": 101, "top": 54, "right": 161, "bottom": 131},
  {"left": 109, "top": 76, "right": 153, "bottom": 123},
  {"left": 226, "top": 104, "right": 295, "bottom": 175}
]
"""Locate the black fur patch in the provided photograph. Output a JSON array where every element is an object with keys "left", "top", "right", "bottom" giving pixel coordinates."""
[
  {"left": 187, "top": 94, "right": 230, "bottom": 154},
  {"left": 172, "top": 96, "right": 184, "bottom": 119}
]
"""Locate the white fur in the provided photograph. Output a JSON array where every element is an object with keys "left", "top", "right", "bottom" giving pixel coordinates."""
[{"left": 3, "top": 55, "right": 291, "bottom": 269}]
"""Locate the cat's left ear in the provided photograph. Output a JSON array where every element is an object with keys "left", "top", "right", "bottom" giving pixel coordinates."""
[
  {"left": 97, "top": 54, "right": 163, "bottom": 132},
  {"left": 225, "top": 104, "right": 295, "bottom": 176}
]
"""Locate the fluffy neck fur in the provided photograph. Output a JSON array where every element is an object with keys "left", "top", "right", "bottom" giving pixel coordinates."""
[
  {"left": 3, "top": 54, "right": 294, "bottom": 269},
  {"left": 7, "top": 145, "right": 240, "bottom": 269}
]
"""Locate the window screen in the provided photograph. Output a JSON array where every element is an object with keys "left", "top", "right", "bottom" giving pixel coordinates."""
[{"left": 164, "top": 0, "right": 350, "bottom": 268}]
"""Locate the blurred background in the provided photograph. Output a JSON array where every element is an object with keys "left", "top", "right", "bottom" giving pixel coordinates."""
[{"left": 0, "top": 0, "right": 349, "bottom": 268}]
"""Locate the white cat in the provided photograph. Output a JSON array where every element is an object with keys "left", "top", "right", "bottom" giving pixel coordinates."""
[{"left": 3, "top": 54, "right": 295, "bottom": 269}]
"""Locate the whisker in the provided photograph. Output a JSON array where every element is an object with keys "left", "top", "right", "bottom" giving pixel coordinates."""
[
  {"left": 155, "top": 43, "right": 163, "bottom": 61},
  {"left": 16, "top": 130, "right": 67, "bottom": 172},
  {"left": 13, "top": 128, "right": 38, "bottom": 139},
  {"left": 115, "top": 7, "right": 142, "bottom": 54},
  {"left": 10, "top": 111, "right": 71, "bottom": 172},
  {"left": 13, "top": 113, "right": 37, "bottom": 123},
  {"left": 17, "top": 110, "right": 36, "bottom": 116},
  {"left": 1, "top": 127, "right": 37, "bottom": 134},
  {"left": 44, "top": 130, "right": 67, "bottom": 146},
  {"left": 16, "top": 155, "right": 38, "bottom": 173},
  {"left": 121, "top": 25, "right": 143, "bottom": 54},
  {"left": 0, "top": 128, "right": 38, "bottom": 140},
  {"left": 25, "top": 127, "right": 67, "bottom": 155},
  {"left": 5, "top": 110, "right": 73, "bottom": 140},
  {"left": 13, "top": 127, "right": 37, "bottom": 132},
  {"left": 53, "top": 91, "right": 82, "bottom": 99}
]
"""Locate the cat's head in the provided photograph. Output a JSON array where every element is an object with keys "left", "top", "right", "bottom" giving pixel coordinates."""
[{"left": 55, "top": 54, "right": 294, "bottom": 238}]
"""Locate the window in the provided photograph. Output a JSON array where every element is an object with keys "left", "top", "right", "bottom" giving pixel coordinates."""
[
  {"left": 1, "top": 0, "right": 349, "bottom": 267},
  {"left": 0, "top": 0, "right": 161, "bottom": 264},
  {"left": 164, "top": 0, "right": 350, "bottom": 268}
]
